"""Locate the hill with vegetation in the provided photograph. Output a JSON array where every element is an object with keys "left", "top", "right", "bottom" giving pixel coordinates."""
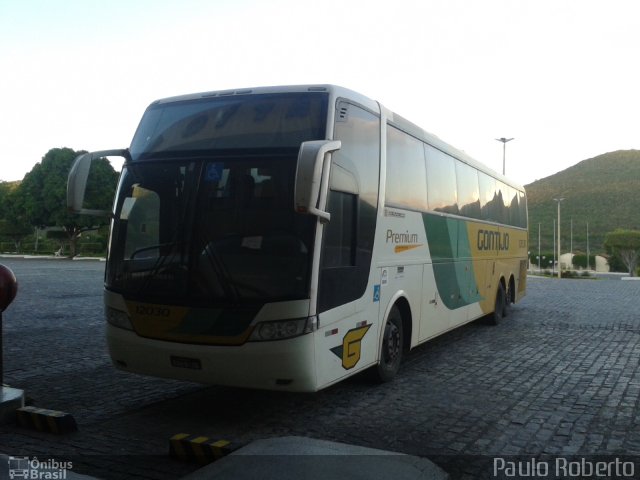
[{"left": 525, "top": 150, "right": 640, "bottom": 255}]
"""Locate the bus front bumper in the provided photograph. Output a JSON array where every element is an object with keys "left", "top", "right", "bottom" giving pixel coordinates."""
[{"left": 106, "top": 324, "right": 318, "bottom": 392}]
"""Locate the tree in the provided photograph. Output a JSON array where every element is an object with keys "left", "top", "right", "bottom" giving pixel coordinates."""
[
  {"left": 604, "top": 229, "right": 640, "bottom": 276},
  {"left": 18, "top": 147, "right": 118, "bottom": 257},
  {"left": 0, "top": 181, "right": 32, "bottom": 252},
  {"left": 0, "top": 181, "right": 9, "bottom": 203}
]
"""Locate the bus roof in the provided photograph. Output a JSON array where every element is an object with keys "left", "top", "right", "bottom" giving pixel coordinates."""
[{"left": 149, "top": 84, "right": 377, "bottom": 111}]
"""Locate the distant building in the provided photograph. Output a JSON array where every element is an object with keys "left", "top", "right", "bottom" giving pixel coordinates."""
[
  {"left": 560, "top": 253, "right": 609, "bottom": 273},
  {"left": 595, "top": 255, "right": 610, "bottom": 273}
]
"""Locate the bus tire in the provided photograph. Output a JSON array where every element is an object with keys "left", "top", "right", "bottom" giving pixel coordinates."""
[
  {"left": 505, "top": 276, "right": 515, "bottom": 316},
  {"left": 373, "top": 305, "right": 404, "bottom": 382},
  {"left": 489, "top": 283, "right": 506, "bottom": 326}
]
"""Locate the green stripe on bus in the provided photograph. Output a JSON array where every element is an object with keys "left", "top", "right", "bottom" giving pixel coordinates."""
[{"left": 423, "top": 214, "right": 482, "bottom": 310}]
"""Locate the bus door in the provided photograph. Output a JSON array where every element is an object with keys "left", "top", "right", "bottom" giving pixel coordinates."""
[{"left": 420, "top": 263, "right": 451, "bottom": 341}]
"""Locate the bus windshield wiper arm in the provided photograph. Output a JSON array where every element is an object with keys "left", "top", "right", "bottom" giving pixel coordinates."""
[{"left": 200, "top": 240, "right": 241, "bottom": 302}]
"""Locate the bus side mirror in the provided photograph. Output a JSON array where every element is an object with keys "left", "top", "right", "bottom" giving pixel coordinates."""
[
  {"left": 294, "top": 140, "right": 341, "bottom": 224},
  {"left": 67, "top": 149, "right": 128, "bottom": 216}
]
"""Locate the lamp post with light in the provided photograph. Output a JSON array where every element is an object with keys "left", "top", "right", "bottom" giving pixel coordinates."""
[
  {"left": 553, "top": 197, "right": 565, "bottom": 279},
  {"left": 586, "top": 222, "right": 590, "bottom": 271},
  {"left": 538, "top": 222, "right": 541, "bottom": 272},
  {"left": 495, "top": 137, "right": 514, "bottom": 176},
  {"left": 553, "top": 220, "right": 556, "bottom": 276}
]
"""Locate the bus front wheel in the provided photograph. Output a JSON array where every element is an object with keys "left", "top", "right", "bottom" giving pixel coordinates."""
[{"left": 373, "top": 305, "right": 404, "bottom": 382}]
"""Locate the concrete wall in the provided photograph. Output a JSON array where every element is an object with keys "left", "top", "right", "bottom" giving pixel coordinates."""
[{"left": 558, "top": 253, "right": 610, "bottom": 273}]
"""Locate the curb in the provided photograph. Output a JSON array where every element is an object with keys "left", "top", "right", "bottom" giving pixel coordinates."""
[
  {"left": 16, "top": 406, "right": 78, "bottom": 434},
  {"left": 170, "top": 433, "right": 243, "bottom": 464},
  {"left": 180, "top": 436, "right": 450, "bottom": 480}
]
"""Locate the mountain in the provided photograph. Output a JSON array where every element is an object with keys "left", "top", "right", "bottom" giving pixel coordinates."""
[{"left": 525, "top": 150, "right": 640, "bottom": 254}]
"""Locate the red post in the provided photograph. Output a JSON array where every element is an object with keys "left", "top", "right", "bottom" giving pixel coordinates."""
[{"left": 0, "top": 264, "right": 18, "bottom": 385}]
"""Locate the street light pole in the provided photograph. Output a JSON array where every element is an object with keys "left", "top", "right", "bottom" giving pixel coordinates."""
[
  {"left": 553, "top": 197, "right": 565, "bottom": 279},
  {"left": 553, "top": 219, "right": 556, "bottom": 276},
  {"left": 586, "top": 222, "right": 590, "bottom": 271},
  {"left": 495, "top": 138, "right": 514, "bottom": 176},
  {"left": 538, "top": 222, "right": 541, "bottom": 272},
  {"left": 570, "top": 217, "right": 573, "bottom": 260}
]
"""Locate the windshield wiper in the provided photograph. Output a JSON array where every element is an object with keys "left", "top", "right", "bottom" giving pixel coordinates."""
[
  {"left": 129, "top": 242, "right": 180, "bottom": 260},
  {"left": 198, "top": 238, "right": 241, "bottom": 302}
]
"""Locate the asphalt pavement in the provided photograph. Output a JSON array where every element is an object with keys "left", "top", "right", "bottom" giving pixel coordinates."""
[{"left": 1, "top": 257, "right": 639, "bottom": 479}]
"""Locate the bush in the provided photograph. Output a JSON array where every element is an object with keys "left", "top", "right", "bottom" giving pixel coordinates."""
[
  {"left": 572, "top": 254, "right": 597, "bottom": 269},
  {"left": 607, "top": 252, "right": 627, "bottom": 273},
  {"left": 78, "top": 242, "right": 107, "bottom": 256},
  {"left": 529, "top": 252, "right": 555, "bottom": 269}
]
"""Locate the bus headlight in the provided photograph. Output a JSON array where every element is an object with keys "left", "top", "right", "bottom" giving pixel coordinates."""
[
  {"left": 106, "top": 307, "right": 134, "bottom": 331},
  {"left": 249, "top": 316, "right": 317, "bottom": 342}
]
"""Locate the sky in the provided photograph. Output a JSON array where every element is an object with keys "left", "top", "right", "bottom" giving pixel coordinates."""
[{"left": 1, "top": 0, "right": 639, "bottom": 187}]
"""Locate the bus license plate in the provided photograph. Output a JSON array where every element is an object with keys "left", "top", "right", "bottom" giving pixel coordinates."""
[{"left": 170, "top": 356, "right": 202, "bottom": 370}]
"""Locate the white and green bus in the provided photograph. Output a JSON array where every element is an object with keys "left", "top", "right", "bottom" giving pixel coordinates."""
[{"left": 68, "top": 85, "right": 527, "bottom": 392}]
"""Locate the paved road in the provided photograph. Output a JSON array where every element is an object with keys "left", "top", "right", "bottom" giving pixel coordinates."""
[{"left": 1, "top": 258, "right": 639, "bottom": 479}]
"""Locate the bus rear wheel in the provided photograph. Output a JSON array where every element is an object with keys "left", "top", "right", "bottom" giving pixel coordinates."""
[
  {"left": 373, "top": 305, "right": 403, "bottom": 382},
  {"left": 489, "top": 283, "right": 506, "bottom": 325}
]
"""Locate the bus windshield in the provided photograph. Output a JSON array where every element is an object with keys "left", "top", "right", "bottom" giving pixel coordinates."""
[{"left": 106, "top": 154, "right": 317, "bottom": 304}]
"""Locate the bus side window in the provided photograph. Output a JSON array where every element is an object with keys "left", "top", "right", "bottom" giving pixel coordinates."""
[
  {"left": 425, "top": 145, "right": 459, "bottom": 215},
  {"left": 385, "top": 125, "right": 428, "bottom": 211},
  {"left": 506, "top": 185, "right": 520, "bottom": 227},
  {"left": 518, "top": 190, "right": 528, "bottom": 228},
  {"left": 322, "top": 190, "right": 357, "bottom": 267},
  {"left": 479, "top": 172, "right": 497, "bottom": 222},
  {"left": 456, "top": 161, "right": 481, "bottom": 219}
]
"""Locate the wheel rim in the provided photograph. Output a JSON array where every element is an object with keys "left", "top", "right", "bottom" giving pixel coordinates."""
[{"left": 383, "top": 321, "right": 401, "bottom": 366}]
